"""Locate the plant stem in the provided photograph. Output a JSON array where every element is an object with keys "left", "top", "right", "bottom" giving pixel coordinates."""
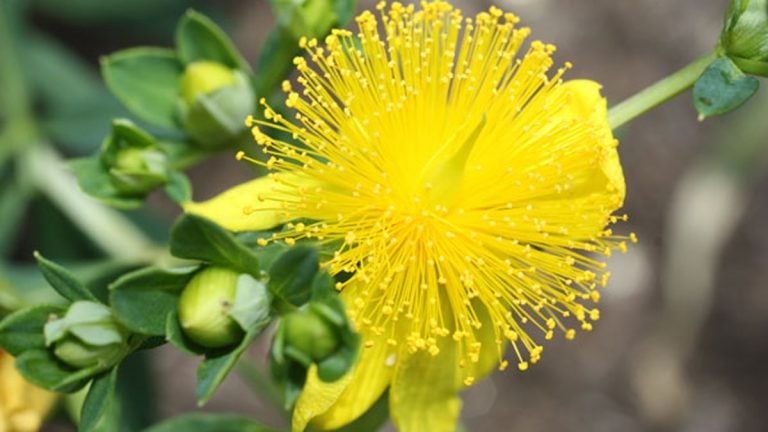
[
  {"left": 1, "top": 2, "right": 161, "bottom": 262},
  {"left": 22, "top": 146, "right": 161, "bottom": 260},
  {"left": 607, "top": 51, "right": 719, "bottom": 130}
]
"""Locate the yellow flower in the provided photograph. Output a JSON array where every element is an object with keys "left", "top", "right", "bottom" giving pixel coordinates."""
[
  {"left": 187, "top": 1, "right": 634, "bottom": 430},
  {"left": 0, "top": 350, "right": 57, "bottom": 432}
]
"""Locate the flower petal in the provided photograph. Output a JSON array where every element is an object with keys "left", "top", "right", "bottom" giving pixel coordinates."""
[
  {"left": 389, "top": 344, "right": 462, "bottom": 432},
  {"left": 291, "top": 364, "right": 352, "bottom": 432},
  {"left": 183, "top": 173, "right": 308, "bottom": 232},
  {"left": 311, "top": 334, "right": 395, "bottom": 429},
  {"left": 559, "top": 79, "right": 626, "bottom": 202}
]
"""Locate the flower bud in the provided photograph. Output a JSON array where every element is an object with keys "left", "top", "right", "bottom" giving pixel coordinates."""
[
  {"left": 44, "top": 301, "right": 129, "bottom": 369},
  {"left": 100, "top": 119, "right": 170, "bottom": 195},
  {"left": 178, "top": 267, "right": 246, "bottom": 348},
  {"left": 272, "top": 0, "right": 336, "bottom": 39},
  {"left": 722, "top": 0, "right": 768, "bottom": 64},
  {"left": 180, "top": 61, "right": 237, "bottom": 105},
  {"left": 177, "top": 62, "right": 255, "bottom": 148},
  {"left": 282, "top": 307, "right": 340, "bottom": 361}
]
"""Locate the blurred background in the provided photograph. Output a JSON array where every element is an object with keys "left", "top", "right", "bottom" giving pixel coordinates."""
[{"left": 1, "top": 0, "right": 767, "bottom": 431}]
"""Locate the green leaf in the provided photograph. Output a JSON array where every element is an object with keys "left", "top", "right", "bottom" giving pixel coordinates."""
[
  {"left": 34, "top": 251, "right": 99, "bottom": 303},
  {"left": 268, "top": 246, "right": 318, "bottom": 307},
  {"left": 196, "top": 324, "right": 268, "bottom": 406},
  {"left": 170, "top": 214, "right": 261, "bottom": 274},
  {"left": 101, "top": 47, "right": 183, "bottom": 128},
  {"left": 0, "top": 305, "right": 66, "bottom": 356},
  {"left": 70, "top": 157, "right": 145, "bottom": 209},
  {"left": 164, "top": 171, "right": 192, "bottom": 204},
  {"left": 165, "top": 310, "right": 206, "bottom": 356},
  {"left": 110, "top": 266, "right": 198, "bottom": 336},
  {"left": 145, "top": 413, "right": 277, "bottom": 432},
  {"left": 80, "top": 367, "right": 119, "bottom": 432},
  {"left": 693, "top": 56, "right": 760, "bottom": 119},
  {"left": 15, "top": 349, "right": 100, "bottom": 393},
  {"left": 175, "top": 10, "right": 251, "bottom": 71}
]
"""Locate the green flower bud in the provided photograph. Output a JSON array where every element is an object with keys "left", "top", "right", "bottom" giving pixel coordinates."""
[
  {"left": 44, "top": 301, "right": 129, "bottom": 369},
  {"left": 282, "top": 308, "right": 340, "bottom": 361},
  {"left": 272, "top": 0, "right": 336, "bottom": 39},
  {"left": 100, "top": 119, "right": 170, "bottom": 195},
  {"left": 178, "top": 267, "right": 246, "bottom": 348},
  {"left": 180, "top": 61, "right": 237, "bottom": 105},
  {"left": 722, "top": 0, "right": 768, "bottom": 74},
  {"left": 177, "top": 61, "right": 254, "bottom": 148},
  {"left": 53, "top": 337, "right": 126, "bottom": 369}
]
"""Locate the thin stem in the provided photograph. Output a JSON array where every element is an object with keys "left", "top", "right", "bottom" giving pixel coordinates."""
[
  {"left": 607, "top": 51, "right": 719, "bottom": 130},
  {"left": 22, "top": 146, "right": 161, "bottom": 260}
]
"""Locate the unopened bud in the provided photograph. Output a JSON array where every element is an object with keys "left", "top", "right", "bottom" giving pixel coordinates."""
[
  {"left": 722, "top": 0, "right": 768, "bottom": 69},
  {"left": 44, "top": 301, "right": 128, "bottom": 369},
  {"left": 178, "top": 267, "right": 246, "bottom": 348},
  {"left": 180, "top": 61, "right": 237, "bottom": 105},
  {"left": 282, "top": 308, "right": 340, "bottom": 361},
  {"left": 100, "top": 119, "right": 169, "bottom": 195}
]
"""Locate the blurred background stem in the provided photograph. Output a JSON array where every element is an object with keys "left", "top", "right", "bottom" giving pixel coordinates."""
[
  {"left": 608, "top": 51, "right": 718, "bottom": 129},
  {"left": 0, "top": 1, "right": 158, "bottom": 261}
]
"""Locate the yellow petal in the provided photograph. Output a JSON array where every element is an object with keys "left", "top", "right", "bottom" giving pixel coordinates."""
[
  {"left": 0, "top": 351, "right": 56, "bottom": 432},
  {"left": 389, "top": 342, "right": 462, "bottom": 432},
  {"left": 291, "top": 364, "right": 352, "bottom": 432},
  {"left": 183, "top": 173, "right": 311, "bottom": 232},
  {"left": 293, "top": 329, "right": 394, "bottom": 431},
  {"left": 558, "top": 79, "right": 626, "bottom": 202}
]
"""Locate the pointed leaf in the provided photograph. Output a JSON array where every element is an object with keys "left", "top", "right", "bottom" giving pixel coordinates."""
[
  {"left": 694, "top": 56, "right": 759, "bottom": 119},
  {"left": 176, "top": 9, "right": 250, "bottom": 71},
  {"left": 170, "top": 214, "right": 261, "bottom": 274},
  {"left": 196, "top": 324, "right": 268, "bottom": 406},
  {"left": 0, "top": 305, "right": 66, "bottom": 356},
  {"left": 15, "top": 349, "right": 100, "bottom": 393},
  {"left": 110, "top": 266, "right": 198, "bottom": 336},
  {"left": 80, "top": 367, "right": 119, "bottom": 432},
  {"left": 268, "top": 246, "right": 318, "bottom": 307},
  {"left": 34, "top": 251, "right": 99, "bottom": 303},
  {"left": 101, "top": 47, "right": 183, "bottom": 128}
]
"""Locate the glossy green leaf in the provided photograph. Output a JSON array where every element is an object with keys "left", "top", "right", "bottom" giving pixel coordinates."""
[
  {"left": 80, "top": 367, "right": 118, "bottom": 432},
  {"left": 70, "top": 157, "right": 145, "bottom": 209},
  {"left": 34, "top": 251, "right": 99, "bottom": 303},
  {"left": 110, "top": 266, "right": 198, "bottom": 336},
  {"left": 145, "top": 413, "right": 277, "bottom": 432},
  {"left": 101, "top": 47, "right": 183, "bottom": 128},
  {"left": 176, "top": 10, "right": 250, "bottom": 71},
  {"left": 196, "top": 324, "right": 267, "bottom": 406},
  {"left": 693, "top": 56, "right": 759, "bottom": 119},
  {"left": 164, "top": 171, "right": 193, "bottom": 204},
  {"left": 169, "top": 214, "right": 261, "bottom": 274},
  {"left": 268, "top": 246, "right": 318, "bottom": 307},
  {"left": 0, "top": 305, "right": 66, "bottom": 356},
  {"left": 15, "top": 349, "right": 101, "bottom": 393}
]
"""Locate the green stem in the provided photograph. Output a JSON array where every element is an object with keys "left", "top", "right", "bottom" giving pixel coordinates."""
[
  {"left": 22, "top": 146, "right": 161, "bottom": 260},
  {"left": 607, "top": 51, "right": 719, "bottom": 130},
  {"left": 0, "top": 2, "right": 161, "bottom": 262}
]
